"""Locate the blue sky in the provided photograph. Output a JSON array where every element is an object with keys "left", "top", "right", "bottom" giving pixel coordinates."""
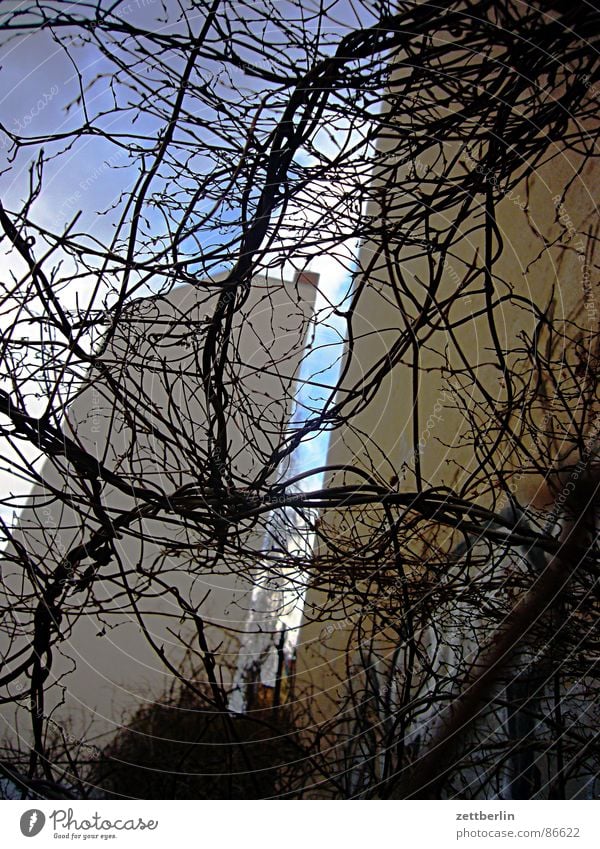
[{"left": 0, "top": 1, "right": 378, "bottom": 523}]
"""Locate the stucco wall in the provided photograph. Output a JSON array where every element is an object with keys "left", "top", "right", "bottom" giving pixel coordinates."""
[{"left": 0, "top": 273, "right": 316, "bottom": 750}]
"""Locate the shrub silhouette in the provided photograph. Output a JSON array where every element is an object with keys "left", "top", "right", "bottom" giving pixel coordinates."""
[{"left": 91, "top": 684, "right": 301, "bottom": 799}]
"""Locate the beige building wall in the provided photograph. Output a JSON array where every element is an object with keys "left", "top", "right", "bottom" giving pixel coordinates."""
[{"left": 295, "top": 111, "right": 599, "bottom": 729}]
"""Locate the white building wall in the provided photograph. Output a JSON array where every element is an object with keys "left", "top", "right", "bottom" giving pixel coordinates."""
[{"left": 0, "top": 273, "right": 316, "bottom": 751}]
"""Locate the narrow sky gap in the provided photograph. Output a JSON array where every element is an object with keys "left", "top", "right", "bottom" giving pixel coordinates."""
[{"left": 229, "top": 256, "right": 357, "bottom": 712}]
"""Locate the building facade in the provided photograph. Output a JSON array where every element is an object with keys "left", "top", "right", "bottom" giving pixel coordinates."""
[
  {"left": 0, "top": 272, "right": 317, "bottom": 758},
  {"left": 294, "top": 56, "right": 599, "bottom": 798}
]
